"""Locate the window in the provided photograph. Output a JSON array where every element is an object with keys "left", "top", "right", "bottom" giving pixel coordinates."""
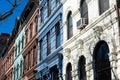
[
  {"left": 35, "top": 16, "right": 38, "bottom": 32},
  {"left": 66, "top": 63, "right": 72, "bottom": 80},
  {"left": 18, "top": 41, "right": 20, "bottom": 53},
  {"left": 48, "top": 0, "right": 51, "bottom": 16},
  {"left": 56, "top": 22, "right": 61, "bottom": 48},
  {"left": 67, "top": 11, "right": 73, "bottom": 39},
  {"left": 14, "top": 68, "right": 16, "bottom": 80},
  {"left": 22, "top": 36, "right": 24, "bottom": 49},
  {"left": 78, "top": 56, "right": 86, "bottom": 80},
  {"left": 20, "top": 60, "right": 23, "bottom": 76},
  {"left": 41, "top": 8, "right": 44, "bottom": 23},
  {"left": 51, "top": 0, "right": 56, "bottom": 12},
  {"left": 17, "top": 64, "right": 19, "bottom": 79},
  {"left": 31, "top": 49, "right": 33, "bottom": 66},
  {"left": 25, "top": 30, "right": 28, "bottom": 44},
  {"left": 28, "top": 51, "right": 30, "bottom": 69},
  {"left": 30, "top": 24, "right": 33, "bottom": 39},
  {"left": 93, "top": 41, "right": 111, "bottom": 80},
  {"left": 33, "top": 46, "right": 37, "bottom": 65},
  {"left": 23, "top": 56, "right": 26, "bottom": 73},
  {"left": 47, "top": 32, "right": 51, "bottom": 55},
  {"left": 15, "top": 46, "right": 17, "bottom": 57},
  {"left": 50, "top": 65, "right": 59, "bottom": 80},
  {"left": 80, "top": 0, "right": 88, "bottom": 19},
  {"left": 39, "top": 40, "right": 43, "bottom": 61},
  {"left": 99, "top": 0, "right": 109, "bottom": 15},
  {"left": 42, "top": 3, "right": 48, "bottom": 23}
]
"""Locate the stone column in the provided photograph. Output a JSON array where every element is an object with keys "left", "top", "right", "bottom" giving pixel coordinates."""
[{"left": 109, "top": 52, "right": 118, "bottom": 80}]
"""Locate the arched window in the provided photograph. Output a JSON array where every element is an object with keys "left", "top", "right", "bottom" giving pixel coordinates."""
[
  {"left": 67, "top": 11, "right": 73, "bottom": 39},
  {"left": 99, "top": 0, "right": 109, "bottom": 15},
  {"left": 93, "top": 41, "right": 111, "bottom": 80},
  {"left": 66, "top": 63, "right": 72, "bottom": 80},
  {"left": 80, "top": 0, "right": 88, "bottom": 19},
  {"left": 78, "top": 56, "right": 86, "bottom": 80}
]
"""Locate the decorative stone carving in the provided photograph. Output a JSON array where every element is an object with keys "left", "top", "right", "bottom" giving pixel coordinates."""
[
  {"left": 77, "top": 39, "right": 84, "bottom": 49},
  {"left": 111, "top": 38, "right": 117, "bottom": 52},
  {"left": 93, "top": 26, "right": 103, "bottom": 40},
  {"left": 65, "top": 48, "right": 71, "bottom": 59}
]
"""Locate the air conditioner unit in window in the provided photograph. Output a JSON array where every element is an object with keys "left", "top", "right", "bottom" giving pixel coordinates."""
[{"left": 77, "top": 18, "right": 88, "bottom": 29}]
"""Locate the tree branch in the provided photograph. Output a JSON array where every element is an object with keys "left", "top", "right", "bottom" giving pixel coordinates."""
[{"left": 0, "top": 0, "right": 23, "bottom": 21}]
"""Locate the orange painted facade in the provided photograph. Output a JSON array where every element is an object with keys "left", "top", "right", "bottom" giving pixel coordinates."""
[{"left": 22, "top": 2, "right": 39, "bottom": 80}]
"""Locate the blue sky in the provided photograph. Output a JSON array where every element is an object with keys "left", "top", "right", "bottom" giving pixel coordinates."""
[{"left": 0, "top": 0, "right": 28, "bottom": 34}]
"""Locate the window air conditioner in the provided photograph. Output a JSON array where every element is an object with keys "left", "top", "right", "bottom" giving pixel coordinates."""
[{"left": 77, "top": 18, "right": 88, "bottom": 29}]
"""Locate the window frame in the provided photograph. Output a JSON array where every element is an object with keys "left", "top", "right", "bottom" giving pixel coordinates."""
[
  {"left": 47, "top": 31, "right": 51, "bottom": 55},
  {"left": 55, "top": 22, "right": 61, "bottom": 48}
]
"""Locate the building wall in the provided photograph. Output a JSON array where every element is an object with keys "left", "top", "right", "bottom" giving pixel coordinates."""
[
  {"left": 14, "top": 27, "right": 25, "bottom": 80},
  {"left": 62, "top": 0, "right": 119, "bottom": 80},
  {"left": 0, "top": 33, "right": 9, "bottom": 57},
  {"left": 37, "top": 0, "right": 63, "bottom": 79},
  {"left": 22, "top": 3, "right": 39, "bottom": 80},
  {"left": 0, "top": 40, "right": 14, "bottom": 80}
]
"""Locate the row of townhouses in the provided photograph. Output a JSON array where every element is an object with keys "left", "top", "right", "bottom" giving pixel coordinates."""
[{"left": 0, "top": 0, "right": 120, "bottom": 80}]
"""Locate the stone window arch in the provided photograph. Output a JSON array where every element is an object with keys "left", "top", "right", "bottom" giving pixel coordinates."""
[
  {"left": 78, "top": 55, "right": 86, "bottom": 80},
  {"left": 66, "top": 62, "right": 72, "bottom": 80},
  {"left": 67, "top": 11, "right": 73, "bottom": 39},
  {"left": 93, "top": 41, "right": 111, "bottom": 80}
]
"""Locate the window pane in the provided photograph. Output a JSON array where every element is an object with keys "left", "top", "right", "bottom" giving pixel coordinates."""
[
  {"left": 81, "top": 0, "right": 88, "bottom": 18},
  {"left": 47, "top": 32, "right": 51, "bottom": 55},
  {"left": 67, "top": 12, "right": 73, "bottom": 39},
  {"left": 56, "top": 22, "right": 61, "bottom": 48}
]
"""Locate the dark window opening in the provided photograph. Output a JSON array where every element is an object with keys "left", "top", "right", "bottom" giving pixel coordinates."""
[
  {"left": 99, "top": 0, "right": 109, "bottom": 15},
  {"left": 48, "top": 0, "right": 51, "bottom": 16},
  {"left": 30, "top": 24, "right": 33, "bottom": 39},
  {"left": 22, "top": 36, "right": 24, "bottom": 49},
  {"left": 35, "top": 16, "right": 38, "bottom": 32},
  {"left": 39, "top": 40, "right": 43, "bottom": 61},
  {"left": 50, "top": 65, "right": 59, "bottom": 80},
  {"left": 80, "top": 0, "right": 88, "bottom": 19},
  {"left": 67, "top": 11, "right": 73, "bottom": 39},
  {"left": 25, "top": 30, "right": 28, "bottom": 44},
  {"left": 56, "top": 22, "right": 61, "bottom": 48},
  {"left": 47, "top": 32, "right": 51, "bottom": 55},
  {"left": 93, "top": 41, "right": 111, "bottom": 80},
  {"left": 66, "top": 63, "right": 72, "bottom": 80},
  {"left": 78, "top": 56, "right": 86, "bottom": 80}
]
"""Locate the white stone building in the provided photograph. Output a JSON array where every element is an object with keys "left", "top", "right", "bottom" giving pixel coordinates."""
[
  {"left": 62, "top": 0, "right": 120, "bottom": 80},
  {"left": 36, "top": 0, "right": 120, "bottom": 80}
]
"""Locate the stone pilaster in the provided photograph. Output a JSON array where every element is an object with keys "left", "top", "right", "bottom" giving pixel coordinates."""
[{"left": 109, "top": 52, "right": 118, "bottom": 80}]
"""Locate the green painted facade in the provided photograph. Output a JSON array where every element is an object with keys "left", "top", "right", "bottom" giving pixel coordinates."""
[{"left": 13, "top": 27, "right": 25, "bottom": 80}]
